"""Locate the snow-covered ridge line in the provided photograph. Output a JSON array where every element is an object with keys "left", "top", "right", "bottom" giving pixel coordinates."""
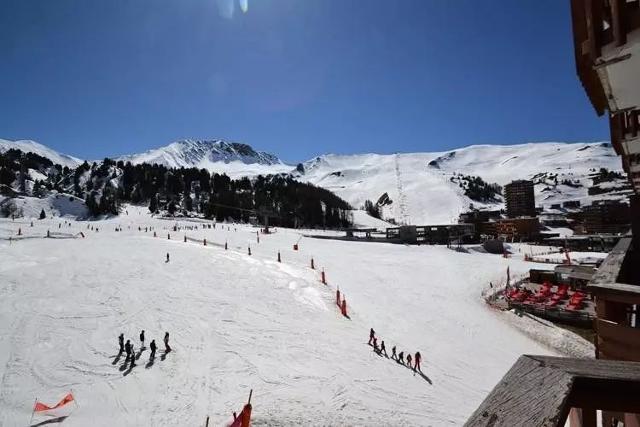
[
  {"left": 115, "top": 139, "right": 289, "bottom": 168},
  {"left": 1, "top": 138, "right": 626, "bottom": 224},
  {"left": 0, "top": 139, "right": 82, "bottom": 168}
]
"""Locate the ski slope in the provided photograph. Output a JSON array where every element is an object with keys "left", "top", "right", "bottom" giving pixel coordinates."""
[
  {"left": 298, "top": 142, "right": 624, "bottom": 224},
  {"left": 0, "top": 206, "right": 592, "bottom": 426}
]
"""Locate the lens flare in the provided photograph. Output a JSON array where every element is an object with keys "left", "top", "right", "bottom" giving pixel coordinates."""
[
  {"left": 239, "top": 0, "right": 248, "bottom": 13},
  {"left": 216, "top": 0, "right": 234, "bottom": 19}
]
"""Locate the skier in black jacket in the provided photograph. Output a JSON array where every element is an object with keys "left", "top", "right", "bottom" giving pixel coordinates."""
[
  {"left": 150, "top": 340, "right": 157, "bottom": 358},
  {"left": 164, "top": 332, "right": 171, "bottom": 352}
]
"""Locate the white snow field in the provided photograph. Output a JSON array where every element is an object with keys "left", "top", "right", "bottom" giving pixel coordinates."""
[
  {"left": 299, "top": 142, "right": 624, "bottom": 225},
  {"left": 0, "top": 206, "right": 592, "bottom": 426}
]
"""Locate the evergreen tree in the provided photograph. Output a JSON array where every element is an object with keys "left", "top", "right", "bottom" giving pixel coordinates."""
[
  {"left": 39, "top": 209, "right": 46, "bottom": 220},
  {"left": 149, "top": 193, "right": 159, "bottom": 213}
]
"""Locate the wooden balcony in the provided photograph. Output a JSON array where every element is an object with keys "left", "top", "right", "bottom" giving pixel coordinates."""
[{"left": 570, "top": 0, "right": 640, "bottom": 115}]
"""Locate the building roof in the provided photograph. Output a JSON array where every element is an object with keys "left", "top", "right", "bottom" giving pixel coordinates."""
[
  {"left": 465, "top": 355, "right": 640, "bottom": 427},
  {"left": 553, "top": 265, "right": 596, "bottom": 281}
]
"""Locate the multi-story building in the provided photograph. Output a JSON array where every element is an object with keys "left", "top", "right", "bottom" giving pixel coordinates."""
[
  {"left": 504, "top": 180, "right": 536, "bottom": 218},
  {"left": 495, "top": 217, "right": 540, "bottom": 242},
  {"left": 581, "top": 199, "right": 631, "bottom": 234}
]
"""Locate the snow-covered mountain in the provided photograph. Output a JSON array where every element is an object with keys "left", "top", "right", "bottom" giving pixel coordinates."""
[
  {"left": 0, "top": 139, "right": 82, "bottom": 168},
  {"left": 1, "top": 138, "right": 630, "bottom": 225},
  {"left": 296, "top": 142, "right": 628, "bottom": 224},
  {"left": 116, "top": 139, "right": 293, "bottom": 178}
]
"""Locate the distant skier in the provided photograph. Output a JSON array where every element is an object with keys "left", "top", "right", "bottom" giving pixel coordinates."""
[
  {"left": 140, "top": 330, "right": 145, "bottom": 348},
  {"left": 164, "top": 332, "right": 171, "bottom": 352},
  {"left": 391, "top": 346, "right": 397, "bottom": 360},
  {"left": 380, "top": 341, "right": 388, "bottom": 357},
  {"left": 118, "top": 333, "right": 124, "bottom": 353},
  {"left": 406, "top": 354, "right": 412, "bottom": 368},
  {"left": 150, "top": 340, "right": 157, "bottom": 359},
  {"left": 372, "top": 337, "right": 379, "bottom": 353},
  {"left": 368, "top": 328, "right": 375, "bottom": 345},
  {"left": 166, "top": 253, "right": 170, "bottom": 263},
  {"left": 414, "top": 351, "right": 422, "bottom": 372},
  {"left": 125, "top": 340, "right": 132, "bottom": 360},
  {"left": 130, "top": 345, "right": 136, "bottom": 366},
  {"left": 398, "top": 351, "right": 405, "bottom": 365}
]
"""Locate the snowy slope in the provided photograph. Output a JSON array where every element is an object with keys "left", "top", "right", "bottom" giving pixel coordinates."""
[
  {"left": 0, "top": 139, "right": 82, "bottom": 168},
  {"left": 297, "top": 142, "right": 624, "bottom": 225},
  {"left": 116, "top": 139, "right": 293, "bottom": 179},
  {"left": 0, "top": 193, "right": 89, "bottom": 219},
  {"left": 0, "top": 207, "right": 591, "bottom": 426}
]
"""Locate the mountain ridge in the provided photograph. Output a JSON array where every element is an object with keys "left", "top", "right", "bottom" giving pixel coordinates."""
[{"left": 1, "top": 138, "right": 629, "bottom": 224}]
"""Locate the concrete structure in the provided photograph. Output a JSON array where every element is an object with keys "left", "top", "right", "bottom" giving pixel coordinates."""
[
  {"left": 458, "top": 210, "right": 501, "bottom": 239},
  {"left": 385, "top": 224, "right": 475, "bottom": 245},
  {"left": 581, "top": 199, "right": 631, "bottom": 234},
  {"left": 495, "top": 217, "right": 540, "bottom": 241},
  {"left": 543, "top": 234, "right": 623, "bottom": 253},
  {"left": 504, "top": 180, "right": 536, "bottom": 218}
]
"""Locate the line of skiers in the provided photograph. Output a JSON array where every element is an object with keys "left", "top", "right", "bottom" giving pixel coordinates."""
[
  {"left": 118, "top": 330, "right": 171, "bottom": 366},
  {"left": 369, "top": 328, "right": 422, "bottom": 372}
]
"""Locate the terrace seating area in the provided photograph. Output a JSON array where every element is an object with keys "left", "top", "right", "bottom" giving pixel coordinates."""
[{"left": 505, "top": 282, "right": 594, "bottom": 323}]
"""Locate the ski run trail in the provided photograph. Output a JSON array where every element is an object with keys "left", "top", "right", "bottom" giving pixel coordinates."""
[{"left": 0, "top": 206, "right": 593, "bottom": 426}]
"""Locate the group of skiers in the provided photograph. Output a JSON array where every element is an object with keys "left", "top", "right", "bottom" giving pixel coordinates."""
[
  {"left": 117, "top": 330, "right": 171, "bottom": 366},
  {"left": 369, "top": 328, "right": 422, "bottom": 372}
]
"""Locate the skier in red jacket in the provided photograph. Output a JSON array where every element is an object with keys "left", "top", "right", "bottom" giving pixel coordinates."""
[{"left": 414, "top": 351, "right": 422, "bottom": 371}]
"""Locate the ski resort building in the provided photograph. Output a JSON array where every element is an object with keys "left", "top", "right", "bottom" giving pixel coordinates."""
[
  {"left": 468, "top": 1, "right": 640, "bottom": 425},
  {"left": 494, "top": 217, "right": 540, "bottom": 242},
  {"left": 581, "top": 199, "right": 631, "bottom": 234},
  {"left": 385, "top": 224, "right": 475, "bottom": 244},
  {"left": 504, "top": 180, "right": 536, "bottom": 218}
]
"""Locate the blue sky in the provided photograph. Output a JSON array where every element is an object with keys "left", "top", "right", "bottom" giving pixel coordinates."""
[{"left": 0, "top": 0, "right": 608, "bottom": 162}]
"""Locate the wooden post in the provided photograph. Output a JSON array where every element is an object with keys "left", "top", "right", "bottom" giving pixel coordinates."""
[
  {"left": 277, "top": 252, "right": 281, "bottom": 263},
  {"left": 29, "top": 398, "right": 37, "bottom": 426},
  {"left": 184, "top": 235, "right": 187, "bottom": 242},
  {"left": 311, "top": 258, "right": 315, "bottom": 269},
  {"left": 205, "top": 415, "right": 209, "bottom": 427},
  {"left": 204, "top": 238, "right": 207, "bottom": 246},
  {"left": 248, "top": 247, "right": 251, "bottom": 256},
  {"left": 225, "top": 242, "right": 228, "bottom": 250}
]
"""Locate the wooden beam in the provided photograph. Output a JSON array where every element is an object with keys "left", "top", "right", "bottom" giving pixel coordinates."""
[
  {"left": 611, "top": 0, "right": 627, "bottom": 46},
  {"left": 586, "top": 0, "right": 604, "bottom": 61}
]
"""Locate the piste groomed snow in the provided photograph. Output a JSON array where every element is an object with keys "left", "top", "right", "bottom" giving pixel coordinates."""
[{"left": 0, "top": 206, "right": 592, "bottom": 426}]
